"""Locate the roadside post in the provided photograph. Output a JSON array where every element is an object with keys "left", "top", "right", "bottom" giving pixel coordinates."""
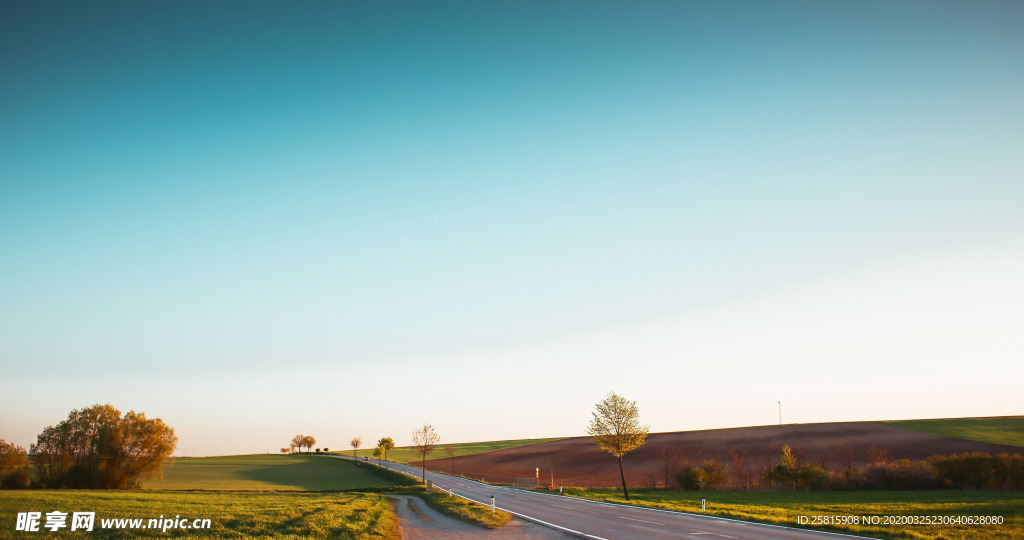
[
  {"left": 490, "top": 495, "right": 495, "bottom": 513},
  {"left": 701, "top": 498, "right": 706, "bottom": 512}
]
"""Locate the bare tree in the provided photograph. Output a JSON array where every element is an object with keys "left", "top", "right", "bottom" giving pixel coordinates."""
[
  {"left": 867, "top": 444, "right": 890, "bottom": 465},
  {"left": 760, "top": 443, "right": 779, "bottom": 487},
  {"left": 815, "top": 450, "right": 830, "bottom": 471},
  {"left": 833, "top": 443, "right": 856, "bottom": 472},
  {"left": 351, "top": 437, "right": 362, "bottom": 461},
  {"left": 291, "top": 435, "right": 305, "bottom": 454},
  {"left": 411, "top": 423, "right": 440, "bottom": 484},
  {"left": 586, "top": 391, "right": 649, "bottom": 501},
  {"left": 655, "top": 444, "right": 680, "bottom": 488},
  {"left": 445, "top": 444, "right": 456, "bottom": 475},
  {"left": 730, "top": 450, "right": 752, "bottom": 490}
]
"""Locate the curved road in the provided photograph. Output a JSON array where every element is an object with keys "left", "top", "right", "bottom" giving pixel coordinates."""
[{"left": 342, "top": 457, "right": 873, "bottom": 540}]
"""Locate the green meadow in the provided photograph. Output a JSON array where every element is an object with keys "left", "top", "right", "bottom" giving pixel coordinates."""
[
  {"left": 0, "top": 490, "right": 396, "bottom": 539},
  {"left": 885, "top": 417, "right": 1024, "bottom": 448},
  {"left": 143, "top": 454, "right": 409, "bottom": 491},
  {"left": 341, "top": 437, "right": 562, "bottom": 463},
  {"left": 551, "top": 488, "right": 1023, "bottom": 540}
]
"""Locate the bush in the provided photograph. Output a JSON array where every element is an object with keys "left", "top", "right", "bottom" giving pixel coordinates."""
[
  {"left": 863, "top": 459, "right": 939, "bottom": 490},
  {"left": 676, "top": 459, "right": 729, "bottom": 490},
  {"left": 930, "top": 452, "right": 1024, "bottom": 489},
  {"left": 0, "top": 440, "right": 30, "bottom": 489}
]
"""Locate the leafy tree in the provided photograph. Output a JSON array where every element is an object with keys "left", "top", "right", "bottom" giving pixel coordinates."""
[
  {"left": 0, "top": 439, "right": 30, "bottom": 489},
  {"left": 373, "top": 445, "right": 383, "bottom": 465},
  {"left": 411, "top": 423, "right": 440, "bottom": 484},
  {"left": 350, "top": 437, "right": 361, "bottom": 460},
  {"left": 291, "top": 435, "right": 305, "bottom": 454},
  {"left": 279, "top": 447, "right": 290, "bottom": 454},
  {"left": 31, "top": 404, "right": 176, "bottom": 489},
  {"left": 302, "top": 436, "right": 316, "bottom": 453},
  {"left": 377, "top": 437, "right": 395, "bottom": 461},
  {"left": 586, "top": 391, "right": 648, "bottom": 500}
]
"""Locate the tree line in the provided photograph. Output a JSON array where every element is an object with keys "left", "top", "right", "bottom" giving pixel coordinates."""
[
  {"left": 0, "top": 404, "right": 176, "bottom": 490},
  {"left": 663, "top": 443, "right": 1024, "bottom": 491}
]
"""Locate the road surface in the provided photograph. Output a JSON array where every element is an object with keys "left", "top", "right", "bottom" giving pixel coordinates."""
[{"left": 342, "top": 457, "right": 873, "bottom": 540}]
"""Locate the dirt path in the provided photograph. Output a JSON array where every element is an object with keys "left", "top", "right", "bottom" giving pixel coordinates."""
[{"left": 387, "top": 495, "right": 573, "bottom": 540}]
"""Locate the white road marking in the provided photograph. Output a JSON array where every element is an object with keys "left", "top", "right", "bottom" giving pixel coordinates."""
[
  {"left": 550, "top": 503, "right": 599, "bottom": 514},
  {"left": 619, "top": 516, "right": 667, "bottom": 526},
  {"left": 689, "top": 533, "right": 737, "bottom": 539}
]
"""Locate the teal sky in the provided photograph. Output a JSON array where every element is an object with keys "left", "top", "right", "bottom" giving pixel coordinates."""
[{"left": 2, "top": 1, "right": 1022, "bottom": 454}]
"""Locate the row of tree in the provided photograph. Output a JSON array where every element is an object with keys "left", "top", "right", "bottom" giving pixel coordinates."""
[
  {"left": 0, "top": 404, "right": 176, "bottom": 490},
  {"left": 666, "top": 445, "right": 1024, "bottom": 491},
  {"left": 284, "top": 435, "right": 317, "bottom": 453}
]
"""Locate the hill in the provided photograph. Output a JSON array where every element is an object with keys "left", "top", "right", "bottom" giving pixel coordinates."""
[
  {"left": 415, "top": 419, "right": 1024, "bottom": 488},
  {"left": 884, "top": 416, "right": 1024, "bottom": 447},
  {"left": 143, "top": 453, "right": 409, "bottom": 490}
]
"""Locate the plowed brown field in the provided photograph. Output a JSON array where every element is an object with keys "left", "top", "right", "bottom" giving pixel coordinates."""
[{"left": 416, "top": 421, "right": 1024, "bottom": 488}]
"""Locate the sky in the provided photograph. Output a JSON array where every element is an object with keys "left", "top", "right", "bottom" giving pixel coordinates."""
[{"left": 1, "top": 1, "right": 1022, "bottom": 456}]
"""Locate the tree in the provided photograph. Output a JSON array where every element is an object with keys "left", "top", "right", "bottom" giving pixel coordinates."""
[
  {"left": 445, "top": 444, "right": 456, "bottom": 475},
  {"left": 350, "top": 437, "right": 361, "bottom": 461},
  {"left": 373, "top": 445, "right": 383, "bottom": 465},
  {"left": 655, "top": 444, "right": 680, "bottom": 488},
  {"left": 0, "top": 439, "right": 30, "bottom": 489},
  {"left": 302, "top": 436, "right": 316, "bottom": 453},
  {"left": 279, "top": 447, "right": 290, "bottom": 454},
  {"left": 291, "top": 435, "right": 306, "bottom": 454},
  {"left": 411, "top": 423, "right": 440, "bottom": 484},
  {"left": 31, "top": 404, "right": 177, "bottom": 489},
  {"left": 377, "top": 437, "right": 395, "bottom": 462},
  {"left": 586, "top": 391, "right": 649, "bottom": 501}
]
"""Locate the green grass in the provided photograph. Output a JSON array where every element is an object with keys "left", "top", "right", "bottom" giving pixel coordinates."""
[
  {"left": 885, "top": 417, "right": 1024, "bottom": 448},
  {"left": 0, "top": 490, "right": 397, "bottom": 539},
  {"left": 546, "top": 487, "right": 1023, "bottom": 540},
  {"left": 143, "top": 454, "right": 411, "bottom": 490},
  {"left": 337, "top": 437, "right": 562, "bottom": 464},
  {"left": 416, "top": 490, "right": 512, "bottom": 529}
]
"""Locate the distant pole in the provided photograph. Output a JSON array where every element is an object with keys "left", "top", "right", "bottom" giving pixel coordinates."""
[{"left": 778, "top": 401, "right": 782, "bottom": 425}]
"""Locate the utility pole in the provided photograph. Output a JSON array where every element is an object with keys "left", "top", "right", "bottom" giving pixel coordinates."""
[{"left": 778, "top": 401, "right": 782, "bottom": 425}]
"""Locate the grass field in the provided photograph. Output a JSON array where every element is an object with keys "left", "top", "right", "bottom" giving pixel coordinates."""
[
  {"left": 143, "top": 454, "right": 413, "bottom": 490},
  {"left": 0, "top": 490, "right": 397, "bottom": 539},
  {"left": 337, "top": 437, "right": 563, "bottom": 464},
  {"left": 549, "top": 487, "right": 1023, "bottom": 540},
  {"left": 885, "top": 417, "right": 1024, "bottom": 448}
]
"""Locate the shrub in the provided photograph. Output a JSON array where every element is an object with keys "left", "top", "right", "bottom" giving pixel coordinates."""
[
  {"left": 0, "top": 440, "right": 30, "bottom": 489},
  {"left": 930, "top": 452, "right": 1024, "bottom": 489},
  {"left": 676, "top": 459, "right": 729, "bottom": 490},
  {"left": 863, "top": 459, "right": 939, "bottom": 490}
]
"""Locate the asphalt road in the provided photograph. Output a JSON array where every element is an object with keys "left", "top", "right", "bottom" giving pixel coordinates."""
[{"left": 345, "top": 457, "right": 873, "bottom": 540}]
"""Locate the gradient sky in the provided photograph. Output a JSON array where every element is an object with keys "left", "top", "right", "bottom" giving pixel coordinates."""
[{"left": 2, "top": 1, "right": 1022, "bottom": 456}]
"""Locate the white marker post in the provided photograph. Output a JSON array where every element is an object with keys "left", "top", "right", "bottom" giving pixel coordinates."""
[
  {"left": 490, "top": 495, "right": 495, "bottom": 513},
  {"left": 701, "top": 498, "right": 706, "bottom": 512}
]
